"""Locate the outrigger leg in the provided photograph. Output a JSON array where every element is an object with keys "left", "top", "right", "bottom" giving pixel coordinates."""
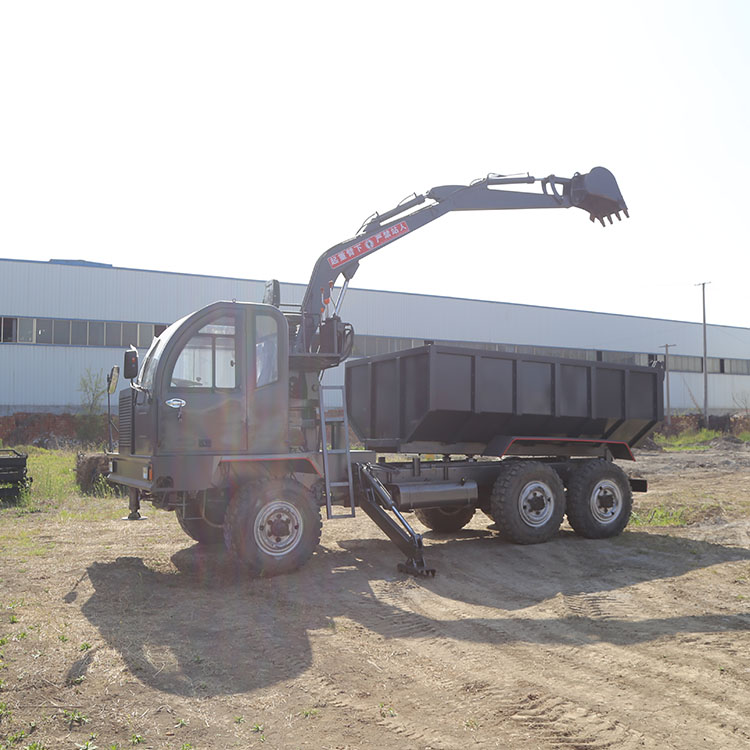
[{"left": 356, "top": 463, "right": 436, "bottom": 577}]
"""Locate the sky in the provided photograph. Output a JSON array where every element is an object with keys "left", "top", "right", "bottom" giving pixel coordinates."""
[{"left": 1, "top": 1, "right": 749, "bottom": 331}]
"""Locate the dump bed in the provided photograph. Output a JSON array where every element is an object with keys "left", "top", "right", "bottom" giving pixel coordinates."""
[{"left": 345, "top": 344, "right": 663, "bottom": 457}]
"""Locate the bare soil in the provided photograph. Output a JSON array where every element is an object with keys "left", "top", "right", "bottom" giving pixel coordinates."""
[{"left": 2, "top": 446, "right": 750, "bottom": 749}]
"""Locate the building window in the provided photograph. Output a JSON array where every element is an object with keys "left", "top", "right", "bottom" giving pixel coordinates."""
[
  {"left": 105, "top": 322, "right": 122, "bottom": 347},
  {"left": 17, "top": 318, "right": 34, "bottom": 343},
  {"left": 71, "top": 320, "right": 88, "bottom": 345},
  {"left": 726, "top": 359, "right": 750, "bottom": 375},
  {"left": 1, "top": 318, "right": 17, "bottom": 342},
  {"left": 138, "top": 324, "right": 154, "bottom": 348},
  {"left": 88, "top": 321, "right": 104, "bottom": 346},
  {"left": 36, "top": 319, "right": 53, "bottom": 344},
  {"left": 122, "top": 322, "right": 138, "bottom": 348}
]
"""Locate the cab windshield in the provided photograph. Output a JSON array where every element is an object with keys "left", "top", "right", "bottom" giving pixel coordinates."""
[{"left": 137, "top": 313, "right": 190, "bottom": 390}]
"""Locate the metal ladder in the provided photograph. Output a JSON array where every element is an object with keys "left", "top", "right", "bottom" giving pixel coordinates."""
[{"left": 319, "top": 384, "right": 355, "bottom": 519}]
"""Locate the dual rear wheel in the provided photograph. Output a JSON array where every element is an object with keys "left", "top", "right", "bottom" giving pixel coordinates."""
[{"left": 489, "top": 459, "right": 632, "bottom": 544}]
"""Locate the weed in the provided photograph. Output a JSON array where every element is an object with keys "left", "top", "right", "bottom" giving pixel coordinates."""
[
  {"left": 4, "top": 728, "right": 26, "bottom": 743},
  {"left": 630, "top": 506, "right": 688, "bottom": 527},
  {"left": 58, "top": 634, "right": 69, "bottom": 642},
  {"left": 71, "top": 675, "right": 85, "bottom": 685},
  {"left": 0, "top": 679, "right": 4, "bottom": 690},
  {"left": 654, "top": 428, "right": 720, "bottom": 452},
  {"left": 75, "top": 742, "right": 98, "bottom": 750},
  {"left": 0, "top": 637, "right": 7, "bottom": 646},
  {"left": 233, "top": 716, "right": 244, "bottom": 724},
  {"left": 300, "top": 708, "right": 319, "bottom": 718},
  {"left": 464, "top": 718, "right": 479, "bottom": 730},
  {"left": 180, "top": 744, "right": 194, "bottom": 750},
  {"left": 9, "top": 615, "right": 18, "bottom": 624},
  {"left": 79, "top": 642, "right": 92, "bottom": 651},
  {"left": 23, "top": 743, "right": 49, "bottom": 750},
  {"left": 251, "top": 723, "right": 264, "bottom": 733},
  {"left": 0, "top": 701, "right": 13, "bottom": 721},
  {"left": 174, "top": 718, "right": 188, "bottom": 728},
  {"left": 378, "top": 703, "right": 397, "bottom": 718},
  {"left": 63, "top": 709, "right": 89, "bottom": 727},
  {"left": 129, "top": 735, "right": 144, "bottom": 746},
  {"left": 15, "top": 631, "right": 27, "bottom": 640}
]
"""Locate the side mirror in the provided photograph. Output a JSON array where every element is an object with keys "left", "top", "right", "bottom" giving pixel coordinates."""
[
  {"left": 123, "top": 347, "right": 139, "bottom": 380},
  {"left": 107, "top": 365, "right": 120, "bottom": 395}
]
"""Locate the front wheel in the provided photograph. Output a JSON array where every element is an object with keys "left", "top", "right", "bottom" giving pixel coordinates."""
[
  {"left": 566, "top": 460, "right": 632, "bottom": 539},
  {"left": 224, "top": 479, "right": 322, "bottom": 577},
  {"left": 490, "top": 461, "right": 565, "bottom": 544}
]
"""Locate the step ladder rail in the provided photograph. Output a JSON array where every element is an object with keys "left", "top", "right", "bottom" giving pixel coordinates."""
[{"left": 319, "top": 384, "right": 356, "bottom": 519}]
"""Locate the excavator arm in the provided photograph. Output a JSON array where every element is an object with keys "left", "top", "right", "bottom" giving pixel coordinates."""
[{"left": 291, "top": 167, "right": 628, "bottom": 354}]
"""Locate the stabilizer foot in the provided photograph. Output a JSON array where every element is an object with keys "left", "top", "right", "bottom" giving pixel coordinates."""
[
  {"left": 397, "top": 559, "right": 436, "bottom": 578},
  {"left": 122, "top": 511, "right": 147, "bottom": 521}
]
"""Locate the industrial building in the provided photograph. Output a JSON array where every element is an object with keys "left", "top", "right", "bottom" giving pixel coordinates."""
[{"left": 1, "top": 257, "right": 749, "bottom": 417}]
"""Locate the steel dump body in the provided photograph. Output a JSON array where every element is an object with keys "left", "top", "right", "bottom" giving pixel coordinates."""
[{"left": 345, "top": 344, "right": 664, "bottom": 456}]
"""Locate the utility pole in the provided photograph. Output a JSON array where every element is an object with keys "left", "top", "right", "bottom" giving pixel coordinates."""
[
  {"left": 659, "top": 344, "right": 676, "bottom": 425},
  {"left": 696, "top": 282, "right": 711, "bottom": 427}
]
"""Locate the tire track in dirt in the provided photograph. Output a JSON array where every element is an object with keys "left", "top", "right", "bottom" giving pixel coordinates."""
[
  {"left": 365, "top": 566, "right": 750, "bottom": 749},
  {"left": 362, "top": 581, "right": 660, "bottom": 750}
]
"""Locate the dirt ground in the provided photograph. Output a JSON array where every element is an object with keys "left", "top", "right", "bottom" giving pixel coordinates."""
[{"left": 2, "top": 446, "right": 750, "bottom": 749}]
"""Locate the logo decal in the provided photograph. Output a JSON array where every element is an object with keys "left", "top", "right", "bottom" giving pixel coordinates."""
[{"left": 327, "top": 221, "right": 410, "bottom": 269}]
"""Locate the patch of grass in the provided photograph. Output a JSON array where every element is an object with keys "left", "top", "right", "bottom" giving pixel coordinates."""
[
  {"left": 631, "top": 506, "right": 689, "bottom": 527},
  {"left": 654, "top": 428, "right": 721, "bottom": 452},
  {"left": 737, "top": 431, "right": 750, "bottom": 443},
  {"left": 63, "top": 709, "right": 89, "bottom": 728}
]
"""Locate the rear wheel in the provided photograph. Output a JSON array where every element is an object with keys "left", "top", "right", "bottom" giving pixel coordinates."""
[
  {"left": 175, "top": 494, "right": 226, "bottom": 545},
  {"left": 224, "top": 479, "right": 322, "bottom": 576},
  {"left": 490, "top": 461, "right": 565, "bottom": 544},
  {"left": 566, "top": 460, "right": 632, "bottom": 538},
  {"left": 414, "top": 505, "right": 475, "bottom": 532}
]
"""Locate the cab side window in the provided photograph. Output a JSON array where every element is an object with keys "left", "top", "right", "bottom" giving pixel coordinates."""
[
  {"left": 170, "top": 315, "right": 237, "bottom": 389},
  {"left": 255, "top": 313, "right": 279, "bottom": 387}
]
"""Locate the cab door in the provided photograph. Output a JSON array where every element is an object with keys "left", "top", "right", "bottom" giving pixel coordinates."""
[
  {"left": 247, "top": 307, "right": 288, "bottom": 453},
  {"left": 157, "top": 308, "right": 247, "bottom": 454}
]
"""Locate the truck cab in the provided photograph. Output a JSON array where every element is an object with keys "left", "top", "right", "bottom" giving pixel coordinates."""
[{"left": 110, "top": 301, "right": 295, "bottom": 495}]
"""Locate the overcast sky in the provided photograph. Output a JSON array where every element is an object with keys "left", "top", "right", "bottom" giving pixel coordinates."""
[{"left": 2, "top": 1, "right": 749, "bottom": 332}]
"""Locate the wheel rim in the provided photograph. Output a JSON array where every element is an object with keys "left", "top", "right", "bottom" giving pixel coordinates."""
[
  {"left": 518, "top": 481, "right": 555, "bottom": 527},
  {"left": 589, "top": 479, "right": 622, "bottom": 523},
  {"left": 253, "top": 500, "right": 304, "bottom": 557}
]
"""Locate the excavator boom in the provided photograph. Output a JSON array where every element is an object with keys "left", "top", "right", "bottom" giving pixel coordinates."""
[{"left": 292, "top": 167, "right": 628, "bottom": 353}]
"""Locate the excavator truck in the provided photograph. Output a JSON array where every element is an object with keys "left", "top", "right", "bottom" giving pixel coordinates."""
[{"left": 107, "top": 167, "right": 662, "bottom": 576}]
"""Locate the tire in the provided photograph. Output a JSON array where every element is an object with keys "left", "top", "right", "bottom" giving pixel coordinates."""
[
  {"left": 223, "top": 479, "right": 322, "bottom": 577},
  {"left": 490, "top": 461, "right": 565, "bottom": 544},
  {"left": 414, "top": 505, "right": 475, "bottom": 532},
  {"left": 176, "top": 496, "right": 226, "bottom": 545},
  {"left": 566, "top": 460, "right": 632, "bottom": 539}
]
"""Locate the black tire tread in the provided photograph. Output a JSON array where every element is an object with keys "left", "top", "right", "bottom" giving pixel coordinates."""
[
  {"left": 490, "top": 461, "right": 565, "bottom": 544},
  {"left": 566, "top": 460, "right": 632, "bottom": 539},
  {"left": 414, "top": 505, "right": 475, "bottom": 532},
  {"left": 223, "top": 479, "right": 322, "bottom": 577}
]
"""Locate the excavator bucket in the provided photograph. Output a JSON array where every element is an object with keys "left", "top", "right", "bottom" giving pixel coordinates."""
[{"left": 570, "top": 167, "right": 628, "bottom": 226}]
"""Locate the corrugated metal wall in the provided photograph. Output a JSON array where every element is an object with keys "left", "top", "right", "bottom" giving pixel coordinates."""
[{"left": 1, "top": 258, "right": 748, "bottom": 413}]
